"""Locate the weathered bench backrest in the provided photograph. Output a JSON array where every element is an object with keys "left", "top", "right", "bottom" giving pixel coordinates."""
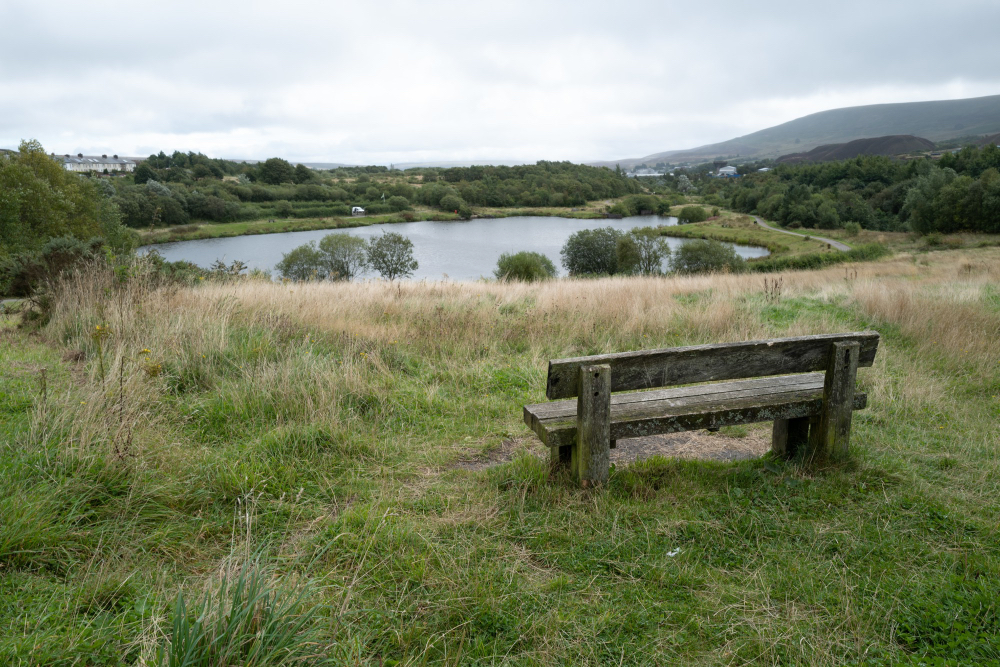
[{"left": 545, "top": 331, "right": 880, "bottom": 400}]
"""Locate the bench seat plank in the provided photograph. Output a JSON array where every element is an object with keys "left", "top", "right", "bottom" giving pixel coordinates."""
[{"left": 525, "top": 373, "right": 867, "bottom": 448}]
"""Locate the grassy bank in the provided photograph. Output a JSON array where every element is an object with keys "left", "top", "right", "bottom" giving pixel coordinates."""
[
  {"left": 3, "top": 249, "right": 1000, "bottom": 664},
  {"left": 658, "top": 211, "right": 829, "bottom": 256},
  {"left": 139, "top": 206, "right": 635, "bottom": 246}
]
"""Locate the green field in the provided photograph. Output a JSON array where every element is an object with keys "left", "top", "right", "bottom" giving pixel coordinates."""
[{"left": 2, "top": 248, "right": 999, "bottom": 664}]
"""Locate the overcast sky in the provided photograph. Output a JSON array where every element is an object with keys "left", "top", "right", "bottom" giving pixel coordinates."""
[{"left": 2, "top": 0, "right": 999, "bottom": 164}]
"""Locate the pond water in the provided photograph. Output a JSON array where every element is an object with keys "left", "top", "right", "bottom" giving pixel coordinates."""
[{"left": 142, "top": 215, "right": 769, "bottom": 281}]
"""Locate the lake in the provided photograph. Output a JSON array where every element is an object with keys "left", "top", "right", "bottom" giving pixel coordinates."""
[{"left": 142, "top": 215, "right": 769, "bottom": 281}]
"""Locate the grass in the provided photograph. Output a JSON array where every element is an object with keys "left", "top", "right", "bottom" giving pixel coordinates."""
[
  {"left": 2, "top": 248, "right": 1000, "bottom": 664},
  {"left": 659, "top": 210, "right": 829, "bottom": 257}
]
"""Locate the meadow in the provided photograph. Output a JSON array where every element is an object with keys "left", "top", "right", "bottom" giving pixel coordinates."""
[{"left": 1, "top": 248, "right": 999, "bottom": 665}]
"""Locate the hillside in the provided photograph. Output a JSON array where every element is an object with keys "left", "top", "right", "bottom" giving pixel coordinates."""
[
  {"left": 3, "top": 248, "right": 1000, "bottom": 663},
  {"left": 603, "top": 93, "right": 1000, "bottom": 167},
  {"left": 775, "top": 134, "right": 935, "bottom": 164}
]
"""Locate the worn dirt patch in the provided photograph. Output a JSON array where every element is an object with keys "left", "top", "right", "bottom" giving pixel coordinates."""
[
  {"left": 611, "top": 429, "right": 770, "bottom": 464},
  {"left": 458, "top": 429, "right": 770, "bottom": 471},
  {"left": 453, "top": 436, "right": 535, "bottom": 471}
]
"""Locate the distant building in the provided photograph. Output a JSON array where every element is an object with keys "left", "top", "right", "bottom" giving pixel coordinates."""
[
  {"left": 716, "top": 166, "right": 739, "bottom": 177},
  {"left": 757, "top": 167, "right": 771, "bottom": 172},
  {"left": 54, "top": 153, "right": 137, "bottom": 173},
  {"left": 627, "top": 167, "right": 664, "bottom": 178}
]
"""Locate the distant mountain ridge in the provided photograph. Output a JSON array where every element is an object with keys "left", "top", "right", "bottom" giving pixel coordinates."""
[
  {"left": 776, "top": 135, "right": 935, "bottom": 164},
  {"left": 597, "top": 94, "right": 1000, "bottom": 168}
]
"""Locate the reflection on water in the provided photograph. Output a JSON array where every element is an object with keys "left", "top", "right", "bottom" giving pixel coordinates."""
[{"left": 142, "top": 215, "right": 769, "bottom": 281}]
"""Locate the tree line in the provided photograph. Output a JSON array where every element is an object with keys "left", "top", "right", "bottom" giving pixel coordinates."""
[{"left": 668, "top": 144, "right": 1000, "bottom": 234}]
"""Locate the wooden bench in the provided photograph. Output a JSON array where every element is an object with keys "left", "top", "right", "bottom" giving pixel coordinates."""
[{"left": 523, "top": 332, "right": 880, "bottom": 484}]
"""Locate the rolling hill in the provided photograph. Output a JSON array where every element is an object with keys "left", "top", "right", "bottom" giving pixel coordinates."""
[
  {"left": 775, "top": 135, "right": 935, "bottom": 164},
  {"left": 601, "top": 93, "right": 1000, "bottom": 168}
]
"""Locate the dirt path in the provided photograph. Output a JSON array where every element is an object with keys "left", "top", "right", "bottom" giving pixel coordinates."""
[{"left": 753, "top": 216, "right": 851, "bottom": 251}]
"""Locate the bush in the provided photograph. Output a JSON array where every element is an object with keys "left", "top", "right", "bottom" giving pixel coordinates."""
[
  {"left": 387, "top": 195, "right": 410, "bottom": 212},
  {"left": 494, "top": 251, "right": 557, "bottom": 282},
  {"left": 560, "top": 227, "right": 623, "bottom": 276},
  {"left": 748, "top": 243, "right": 890, "bottom": 272},
  {"left": 671, "top": 239, "right": 746, "bottom": 274},
  {"left": 0, "top": 236, "right": 105, "bottom": 297},
  {"left": 677, "top": 206, "right": 708, "bottom": 223},
  {"left": 275, "top": 242, "right": 325, "bottom": 281},
  {"left": 844, "top": 221, "right": 862, "bottom": 237}
]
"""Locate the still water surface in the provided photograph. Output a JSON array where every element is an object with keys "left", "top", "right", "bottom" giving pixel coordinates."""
[{"left": 144, "top": 215, "right": 769, "bottom": 281}]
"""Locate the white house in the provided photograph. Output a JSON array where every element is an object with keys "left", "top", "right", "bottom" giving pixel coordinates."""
[
  {"left": 716, "top": 166, "right": 738, "bottom": 177},
  {"left": 55, "top": 153, "right": 137, "bottom": 173}
]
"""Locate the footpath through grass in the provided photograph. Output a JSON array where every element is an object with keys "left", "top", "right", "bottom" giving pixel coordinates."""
[{"left": 2, "top": 250, "right": 999, "bottom": 665}]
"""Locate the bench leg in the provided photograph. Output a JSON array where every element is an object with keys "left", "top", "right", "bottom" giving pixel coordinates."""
[
  {"left": 550, "top": 444, "right": 572, "bottom": 470},
  {"left": 806, "top": 341, "right": 860, "bottom": 463},
  {"left": 772, "top": 416, "right": 811, "bottom": 458},
  {"left": 576, "top": 364, "right": 611, "bottom": 486}
]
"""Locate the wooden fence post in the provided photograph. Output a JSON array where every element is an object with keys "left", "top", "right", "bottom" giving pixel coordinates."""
[
  {"left": 576, "top": 364, "right": 611, "bottom": 486},
  {"left": 808, "top": 341, "right": 859, "bottom": 463}
]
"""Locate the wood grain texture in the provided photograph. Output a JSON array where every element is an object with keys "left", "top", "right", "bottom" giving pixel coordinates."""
[
  {"left": 575, "top": 364, "right": 611, "bottom": 485},
  {"left": 528, "top": 386, "right": 867, "bottom": 449},
  {"left": 808, "top": 341, "right": 860, "bottom": 463},
  {"left": 545, "top": 331, "right": 880, "bottom": 399}
]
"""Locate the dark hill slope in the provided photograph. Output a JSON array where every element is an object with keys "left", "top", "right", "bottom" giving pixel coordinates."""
[
  {"left": 776, "top": 135, "right": 935, "bottom": 164},
  {"left": 600, "top": 94, "right": 1000, "bottom": 168}
]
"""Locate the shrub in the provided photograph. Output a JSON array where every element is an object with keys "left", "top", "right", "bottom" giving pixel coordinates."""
[
  {"left": 671, "top": 239, "right": 746, "bottom": 274},
  {"left": 677, "top": 206, "right": 708, "bottom": 223},
  {"left": 494, "top": 251, "right": 557, "bottom": 282},
  {"left": 748, "top": 243, "right": 890, "bottom": 272},
  {"left": 844, "top": 221, "right": 862, "bottom": 237},
  {"left": 387, "top": 195, "right": 410, "bottom": 212},
  {"left": 560, "top": 227, "right": 623, "bottom": 276},
  {"left": 0, "top": 236, "right": 105, "bottom": 297},
  {"left": 275, "top": 242, "right": 325, "bottom": 281}
]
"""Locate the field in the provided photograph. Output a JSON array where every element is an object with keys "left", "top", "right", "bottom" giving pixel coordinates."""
[{"left": 2, "top": 248, "right": 999, "bottom": 664}]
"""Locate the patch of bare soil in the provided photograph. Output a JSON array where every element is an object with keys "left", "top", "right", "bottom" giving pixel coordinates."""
[
  {"left": 458, "top": 429, "right": 770, "bottom": 471},
  {"left": 611, "top": 429, "right": 770, "bottom": 464},
  {"left": 453, "top": 436, "right": 535, "bottom": 471}
]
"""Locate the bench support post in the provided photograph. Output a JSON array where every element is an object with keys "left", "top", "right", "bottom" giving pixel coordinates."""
[
  {"left": 807, "top": 341, "right": 859, "bottom": 463},
  {"left": 771, "top": 416, "right": 811, "bottom": 458},
  {"left": 575, "top": 364, "right": 611, "bottom": 486}
]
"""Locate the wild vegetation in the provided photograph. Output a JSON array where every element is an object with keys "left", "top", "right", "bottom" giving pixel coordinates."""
[
  {"left": 113, "top": 153, "right": 645, "bottom": 229},
  {"left": 2, "top": 247, "right": 999, "bottom": 664},
  {"left": 662, "top": 144, "right": 1000, "bottom": 235}
]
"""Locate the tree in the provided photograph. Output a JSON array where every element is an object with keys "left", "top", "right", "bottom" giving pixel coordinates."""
[
  {"left": 367, "top": 231, "right": 418, "bottom": 280},
  {"left": 275, "top": 242, "right": 325, "bottom": 281},
  {"left": 494, "top": 251, "right": 557, "bottom": 282},
  {"left": 258, "top": 158, "right": 294, "bottom": 185},
  {"left": 0, "top": 139, "right": 133, "bottom": 256},
  {"left": 318, "top": 233, "right": 369, "bottom": 280},
  {"left": 133, "top": 163, "right": 155, "bottom": 185},
  {"left": 293, "top": 164, "right": 314, "bottom": 184},
  {"left": 560, "top": 227, "right": 623, "bottom": 275},
  {"left": 616, "top": 227, "right": 671, "bottom": 275},
  {"left": 671, "top": 239, "right": 746, "bottom": 274}
]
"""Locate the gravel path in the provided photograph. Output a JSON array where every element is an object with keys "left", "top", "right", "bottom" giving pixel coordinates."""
[{"left": 753, "top": 216, "right": 851, "bottom": 251}]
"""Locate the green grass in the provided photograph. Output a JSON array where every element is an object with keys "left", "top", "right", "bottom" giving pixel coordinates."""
[{"left": 2, "top": 250, "right": 1000, "bottom": 664}]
